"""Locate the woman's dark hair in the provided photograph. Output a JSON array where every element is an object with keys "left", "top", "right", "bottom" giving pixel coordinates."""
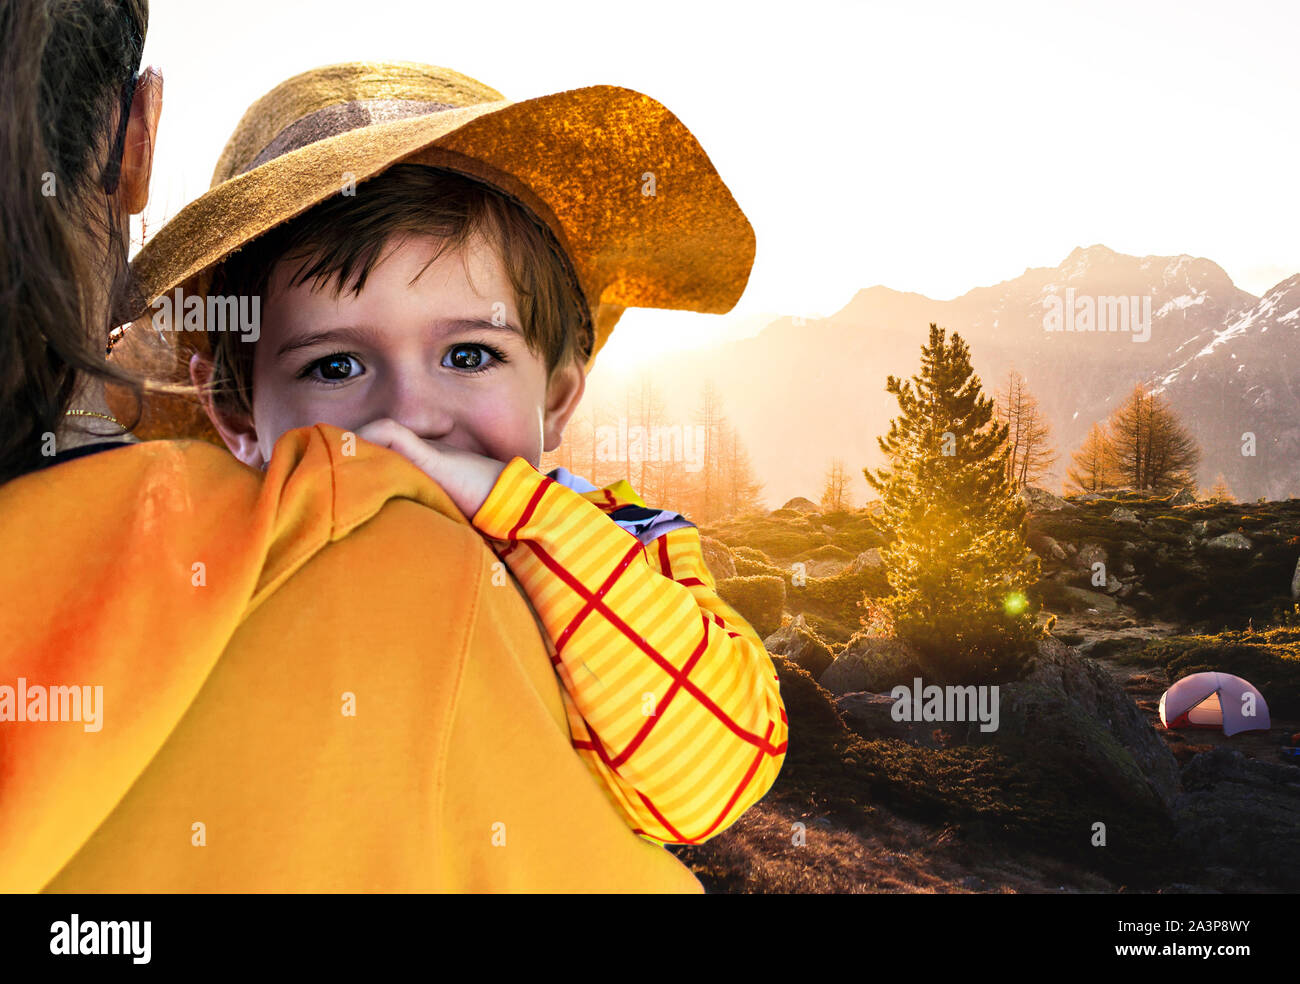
[{"left": 0, "top": 0, "right": 149, "bottom": 483}]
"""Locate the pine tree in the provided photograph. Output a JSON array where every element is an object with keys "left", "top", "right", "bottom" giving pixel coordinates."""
[{"left": 864, "top": 324, "right": 1042, "bottom": 683}]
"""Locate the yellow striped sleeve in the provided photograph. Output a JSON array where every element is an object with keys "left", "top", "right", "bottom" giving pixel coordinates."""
[{"left": 470, "top": 456, "right": 789, "bottom": 845}]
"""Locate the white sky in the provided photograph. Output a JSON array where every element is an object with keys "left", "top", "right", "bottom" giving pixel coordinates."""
[{"left": 136, "top": 0, "right": 1300, "bottom": 371}]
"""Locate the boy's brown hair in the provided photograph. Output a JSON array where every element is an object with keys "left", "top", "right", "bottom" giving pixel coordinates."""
[{"left": 202, "top": 163, "right": 594, "bottom": 420}]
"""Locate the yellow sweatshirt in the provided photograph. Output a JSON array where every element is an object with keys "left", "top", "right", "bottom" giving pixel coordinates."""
[{"left": 0, "top": 424, "right": 713, "bottom": 892}]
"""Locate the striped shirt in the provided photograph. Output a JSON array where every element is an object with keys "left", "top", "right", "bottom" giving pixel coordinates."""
[{"left": 470, "top": 457, "right": 789, "bottom": 847}]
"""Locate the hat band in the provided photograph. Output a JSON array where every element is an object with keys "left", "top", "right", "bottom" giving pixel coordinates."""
[{"left": 240, "top": 98, "right": 459, "bottom": 174}]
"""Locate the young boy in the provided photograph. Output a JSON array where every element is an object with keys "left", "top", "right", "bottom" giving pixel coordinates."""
[{"left": 156, "top": 63, "right": 788, "bottom": 847}]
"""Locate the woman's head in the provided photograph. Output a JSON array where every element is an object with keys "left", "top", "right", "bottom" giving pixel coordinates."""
[{"left": 0, "top": 0, "right": 161, "bottom": 483}]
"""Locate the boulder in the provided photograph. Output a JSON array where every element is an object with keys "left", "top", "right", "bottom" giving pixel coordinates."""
[
  {"left": 818, "top": 635, "right": 924, "bottom": 696},
  {"left": 1206, "top": 532, "right": 1252, "bottom": 551},
  {"left": 1061, "top": 585, "right": 1119, "bottom": 612},
  {"left": 989, "top": 637, "right": 1180, "bottom": 810},
  {"left": 849, "top": 547, "right": 885, "bottom": 574},
  {"left": 699, "top": 535, "right": 736, "bottom": 580},
  {"left": 1075, "top": 543, "right": 1108, "bottom": 570},
  {"left": 780, "top": 496, "right": 819, "bottom": 514},
  {"left": 1291, "top": 557, "right": 1300, "bottom": 601},
  {"left": 762, "top": 613, "right": 835, "bottom": 679},
  {"left": 1110, "top": 507, "right": 1140, "bottom": 524},
  {"left": 832, "top": 692, "right": 955, "bottom": 748},
  {"left": 1028, "top": 532, "right": 1067, "bottom": 561},
  {"left": 1017, "top": 486, "right": 1075, "bottom": 512},
  {"left": 1172, "top": 748, "right": 1300, "bottom": 889}
]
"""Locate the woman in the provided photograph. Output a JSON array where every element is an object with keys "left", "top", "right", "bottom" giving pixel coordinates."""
[{"left": 0, "top": 0, "right": 705, "bottom": 893}]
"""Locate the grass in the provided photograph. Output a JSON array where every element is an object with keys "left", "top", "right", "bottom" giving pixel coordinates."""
[{"left": 1130, "top": 625, "right": 1300, "bottom": 717}]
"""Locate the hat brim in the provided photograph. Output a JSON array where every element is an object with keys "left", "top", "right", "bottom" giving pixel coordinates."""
[{"left": 118, "top": 83, "right": 754, "bottom": 442}]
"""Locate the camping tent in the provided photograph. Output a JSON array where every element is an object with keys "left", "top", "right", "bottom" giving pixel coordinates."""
[{"left": 1158, "top": 671, "right": 1271, "bottom": 736}]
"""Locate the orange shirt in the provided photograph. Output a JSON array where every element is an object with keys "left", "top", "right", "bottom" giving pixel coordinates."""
[{"left": 0, "top": 425, "right": 713, "bottom": 891}]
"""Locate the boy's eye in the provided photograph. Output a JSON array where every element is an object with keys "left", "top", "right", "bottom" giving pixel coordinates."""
[
  {"left": 444, "top": 342, "right": 507, "bottom": 374},
  {"left": 299, "top": 352, "right": 364, "bottom": 384}
]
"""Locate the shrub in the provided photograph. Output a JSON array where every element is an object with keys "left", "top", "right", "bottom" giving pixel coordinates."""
[{"left": 716, "top": 575, "right": 786, "bottom": 640}]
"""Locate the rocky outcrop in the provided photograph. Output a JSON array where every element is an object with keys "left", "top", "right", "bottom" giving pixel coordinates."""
[
  {"left": 1028, "top": 532, "right": 1068, "bottom": 561},
  {"left": 1172, "top": 748, "right": 1300, "bottom": 888},
  {"left": 780, "top": 497, "right": 819, "bottom": 514},
  {"left": 1205, "top": 532, "right": 1252, "bottom": 550},
  {"left": 1075, "top": 543, "right": 1108, "bottom": 570},
  {"left": 817, "top": 635, "right": 924, "bottom": 695},
  {"left": 849, "top": 548, "right": 884, "bottom": 573},
  {"left": 1018, "top": 486, "right": 1075, "bottom": 512},
  {"left": 986, "top": 637, "right": 1181, "bottom": 810},
  {"left": 832, "top": 692, "right": 956, "bottom": 748},
  {"left": 762, "top": 613, "right": 836, "bottom": 680}
]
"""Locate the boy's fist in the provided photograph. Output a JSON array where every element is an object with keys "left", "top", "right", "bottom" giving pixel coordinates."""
[{"left": 355, "top": 418, "right": 508, "bottom": 521}]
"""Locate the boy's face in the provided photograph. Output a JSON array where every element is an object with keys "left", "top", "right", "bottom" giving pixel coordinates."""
[{"left": 196, "top": 232, "right": 585, "bottom": 472}]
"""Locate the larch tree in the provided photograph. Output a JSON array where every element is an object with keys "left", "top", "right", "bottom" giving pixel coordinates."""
[
  {"left": 863, "top": 323, "right": 1042, "bottom": 683},
  {"left": 1108, "top": 384, "right": 1200, "bottom": 492},
  {"left": 820, "top": 458, "right": 852, "bottom": 512},
  {"left": 1065, "top": 421, "right": 1118, "bottom": 493},
  {"left": 995, "top": 369, "right": 1058, "bottom": 491},
  {"left": 717, "top": 419, "right": 766, "bottom": 517},
  {"left": 1205, "top": 473, "right": 1236, "bottom": 503}
]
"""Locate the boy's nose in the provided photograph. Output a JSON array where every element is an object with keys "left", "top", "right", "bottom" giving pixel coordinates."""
[{"left": 381, "top": 375, "right": 457, "bottom": 443}]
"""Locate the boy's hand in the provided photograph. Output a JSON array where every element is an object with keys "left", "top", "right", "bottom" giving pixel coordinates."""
[{"left": 355, "top": 418, "right": 509, "bottom": 521}]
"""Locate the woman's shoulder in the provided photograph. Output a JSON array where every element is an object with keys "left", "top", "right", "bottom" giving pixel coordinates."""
[{"left": 0, "top": 425, "right": 479, "bottom": 612}]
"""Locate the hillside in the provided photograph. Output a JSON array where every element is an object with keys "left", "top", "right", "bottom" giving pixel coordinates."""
[{"left": 664, "top": 490, "right": 1300, "bottom": 892}]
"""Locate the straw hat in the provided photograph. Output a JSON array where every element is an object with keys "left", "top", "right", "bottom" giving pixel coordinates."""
[{"left": 117, "top": 60, "right": 755, "bottom": 440}]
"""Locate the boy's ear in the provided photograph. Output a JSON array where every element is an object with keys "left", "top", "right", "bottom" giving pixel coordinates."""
[
  {"left": 189, "top": 352, "right": 266, "bottom": 469},
  {"left": 542, "top": 359, "right": 586, "bottom": 454}
]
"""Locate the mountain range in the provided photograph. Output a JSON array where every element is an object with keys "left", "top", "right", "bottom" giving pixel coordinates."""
[{"left": 583, "top": 245, "right": 1300, "bottom": 508}]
